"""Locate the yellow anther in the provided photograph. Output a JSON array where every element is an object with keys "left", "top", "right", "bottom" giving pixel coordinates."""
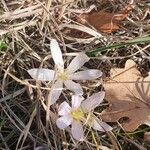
[
  {"left": 71, "top": 109, "right": 84, "bottom": 121},
  {"left": 57, "top": 71, "right": 69, "bottom": 81}
]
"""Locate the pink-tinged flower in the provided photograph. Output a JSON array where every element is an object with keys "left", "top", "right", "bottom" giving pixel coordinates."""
[
  {"left": 56, "top": 92, "right": 113, "bottom": 141},
  {"left": 28, "top": 39, "right": 102, "bottom": 104}
]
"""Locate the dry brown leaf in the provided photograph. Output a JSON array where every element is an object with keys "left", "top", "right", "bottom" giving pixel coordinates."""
[
  {"left": 77, "top": 5, "right": 134, "bottom": 33},
  {"left": 101, "top": 59, "right": 150, "bottom": 131}
]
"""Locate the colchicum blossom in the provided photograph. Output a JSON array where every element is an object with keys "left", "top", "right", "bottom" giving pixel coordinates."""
[
  {"left": 56, "top": 92, "right": 113, "bottom": 141},
  {"left": 28, "top": 39, "right": 102, "bottom": 104}
]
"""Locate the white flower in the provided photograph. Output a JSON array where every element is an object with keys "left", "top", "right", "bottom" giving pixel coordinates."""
[
  {"left": 28, "top": 39, "right": 102, "bottom": 104},
  {"left": 34, "top": 146, "right": 45, "bottom": 150},
  {"left": 56, "top": 92, "right": 113, "bottom": 141}
]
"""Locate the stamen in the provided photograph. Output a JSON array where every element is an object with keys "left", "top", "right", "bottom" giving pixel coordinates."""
[
  {"left": 71, "top": 109, "right": 85, "bottom": 121},
  {"left": 57, "top": 71, "right": 69, "bottom": 81}
]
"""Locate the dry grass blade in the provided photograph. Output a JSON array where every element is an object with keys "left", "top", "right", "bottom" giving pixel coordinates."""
[
  {"left": 16, "top": 107, "right": 37, "bottom": 150},
  {"left": 2, "top": 48, "right": 25, "bottom": 96},
  {"left": 0, "top": 21, "right": 37, "bottom": 36},
  {"left": 0, "top": 132, "right": 10, "bottom": 150},
  {"left": 0, "top": 102, "right": 30, "bottom": 133},
  {"left": 40, "top": 0, "right": 52, "bottom": 30},
  {"left": 0, "top": 87, "right": 26, "bottom": 102},
  {"left": 59, "top": 24, "right": 105, "bottom": 39},
  {"left": 1, "top": 0, "right": 9, "bottom": 11},
  {"left": 0, "top": 3, "right": 43, "bottom": 20}
]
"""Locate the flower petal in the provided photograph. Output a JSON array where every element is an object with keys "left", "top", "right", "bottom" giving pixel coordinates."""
[
  {"left": 81, "top": 91, "right": 105, "bottom": 112},
  {"left": 67, "top": 53, "right": 90, "bottom": 73},
  {"left": 71, "top": 70, "right": 102, "bottom": 80},
  {"left": 28, "top": 69, "right": 55, "bottom": 81},
  {"left": 72, "top": 95, "right": 84, "bottom": 110},
  {"left": 56, "top": 115, "right": 72, "bottom": 129},
  {"left": 34, "top": 146, "right": 45, "bottom": 150},
  {"left": 64, "top": 80, "right": 83, "bottom": 95},
  {"left": 71, "top": 120, "right": 84, "bottom": 141},
  {"left": 50, "top": 39, "right": 64, "bottom": 70},
  {"left": 92, "top": 119, "right": 113, "bottom": 132},
  {"left": 58, "top": 101, "right": 71, "bottom": 116},
  {"left": 48, "top": 80, "right": 63, "bottom": 104}
]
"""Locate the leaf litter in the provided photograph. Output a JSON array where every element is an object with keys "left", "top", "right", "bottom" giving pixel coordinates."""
[
  {"left": 76, "top": 4, "right": 134, "bottom": 33},
  {"left": 101, "top": 59, "right": 150, "bottom": 131},
  {"left": 62, "top": 4, "right": 134, "bottom": 41}
]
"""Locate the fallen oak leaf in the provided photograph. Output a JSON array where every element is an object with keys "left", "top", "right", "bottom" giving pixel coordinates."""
[
  {"left": 77, "top": 4, "right": 134, "bottom": 33},
  {"left": 101, "top": 59, "right": 150, "bottom": 131},
  {"left": 102, "top": 98, "right": 150, "bottom": 131},
  {"left": 103, "top": 59, "right": 149, "bottom": 101}
]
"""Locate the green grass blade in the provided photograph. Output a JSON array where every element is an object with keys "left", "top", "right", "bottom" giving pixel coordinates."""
[
  {"left": 0, "top": 40, "right": 7, "bottom": 52},
  {"left": 86, "top": 36, "right": 150, "bottom": 57}
]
